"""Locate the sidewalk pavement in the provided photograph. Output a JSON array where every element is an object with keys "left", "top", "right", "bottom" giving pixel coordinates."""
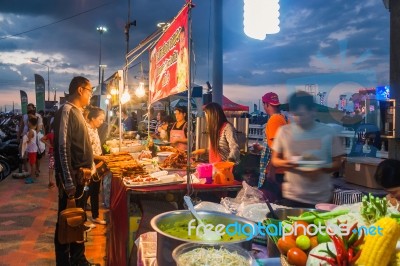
[{"left": 0, "top": 156, "right": 107, "bottom": 266}]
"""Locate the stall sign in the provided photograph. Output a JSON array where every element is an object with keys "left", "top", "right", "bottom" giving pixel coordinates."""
[{"left": 149, "top": 4, "right": 189, "bottom": 104}]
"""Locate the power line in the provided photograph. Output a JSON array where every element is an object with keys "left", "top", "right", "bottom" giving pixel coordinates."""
[{"left": 0, "top": 2, "right": 112, "bottom": 40}]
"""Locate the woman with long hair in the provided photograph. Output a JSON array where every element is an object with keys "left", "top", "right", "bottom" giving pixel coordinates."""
[
  {"left": 84, "top": 106, "right": 107, "bottom": 226},
  {"left": 193, "top": 102, "right": 240, "bottom": 163}
]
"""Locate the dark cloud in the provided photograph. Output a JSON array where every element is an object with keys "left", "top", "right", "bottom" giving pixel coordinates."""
[{"left": 0, "top": 0, "right": 391, "bottom": 108}]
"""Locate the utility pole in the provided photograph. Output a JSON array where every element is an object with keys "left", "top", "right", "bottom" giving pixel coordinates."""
[
  {"left": 125, "top": 0, "right": 136, "bottom": 95},
  {"left": 97, "top": 26, "right": 107, "bottom": 85},
  {"left": 212, "top": 0, "right": 223, "bottom": 105}
]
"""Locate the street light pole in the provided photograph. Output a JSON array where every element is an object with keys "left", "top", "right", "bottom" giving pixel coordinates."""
[
  {"left": 47, "top": 66, "right": 50, "bottom": 101},
  {"left": 30, "top": 59, "right": 50, "bottom": 101},
  {"left": 97, "top": 26, "right": 107, "bottom": 86}
]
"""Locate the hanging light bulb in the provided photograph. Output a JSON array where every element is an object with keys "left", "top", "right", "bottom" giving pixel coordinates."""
[
  {"left": 243, "top": 0, "right": 280, "bottom": 40},
  {"left": 120, "top": 88, "right": 131, "bottom": 104},
  {"left": 135, "top": 82, "right": 145, "bottom": 98},
  {"left": 110, "top": 87, "right": 118, "bottom": 95}
]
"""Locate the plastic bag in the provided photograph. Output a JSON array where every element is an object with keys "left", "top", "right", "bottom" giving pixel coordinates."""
[
  {"left": 194, "top": 201, "right": 231, "bottom": 213},
  {"left": 220, "top": 181, "right": 265, "bottom": 214}
]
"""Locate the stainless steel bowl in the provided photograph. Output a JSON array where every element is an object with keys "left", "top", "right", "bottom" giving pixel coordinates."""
[
  {"left": 267, "top": 208, "right": 317, "bottom": 220},
  {"left": 151, "top": 210, "right": 255, "bottom": 266},
  {"left": 123, "top": 131, "right": 137, "bottom": 139}
]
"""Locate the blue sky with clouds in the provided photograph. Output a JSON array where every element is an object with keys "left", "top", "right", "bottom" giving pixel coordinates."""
[{"left": 0, "top": 0, "right": 390, "bottom": 111}]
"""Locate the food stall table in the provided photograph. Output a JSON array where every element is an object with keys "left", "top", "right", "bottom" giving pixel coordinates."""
[{"left": 107, "top": 173, "right": 243, "bottom": 266}]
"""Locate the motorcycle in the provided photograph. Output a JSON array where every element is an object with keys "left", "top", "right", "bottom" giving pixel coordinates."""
[{"left": 0, "top": 154, "right": 11, "bottom": 181}]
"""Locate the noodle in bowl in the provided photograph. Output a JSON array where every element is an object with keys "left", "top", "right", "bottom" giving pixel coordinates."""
[{"left": 172, "top": 242, "right": 254, "bottom": 266}]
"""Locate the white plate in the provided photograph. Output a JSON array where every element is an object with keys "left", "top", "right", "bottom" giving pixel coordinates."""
[
  {"left": 157, "top": 152, "right": 174, "bottom": 156},
  {"left": 123, "top": 177, "right": 160, "bottom": 186},
  {"left": 315, "top": 203, "right": 337, "bottom": 211},
  {"left": 150, "top": 171, "right": 169, "bottom": 178}
]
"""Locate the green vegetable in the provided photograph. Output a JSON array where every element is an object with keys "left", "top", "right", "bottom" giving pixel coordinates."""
[
  {"left": 360, "top": 193, "right": 388, "bottom": 224},
  {"left": 317, "top": 231, "right": 331, "bottom": 243},
  {"left": 313, "top": 218, "right": 325, "bottom": 226},
  {"left": 287, "top": 209, "right": 350, "bottom": 223},
  {"left": 263, "top": 218, "right": 281, "bottom": 244}
]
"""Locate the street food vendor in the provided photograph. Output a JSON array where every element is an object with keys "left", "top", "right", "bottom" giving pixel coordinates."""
[
  {"left": 192, "top": 102, "right": 240, "bottom": 164},
  {"left": 170, "top": 106, "right": 188, "bottom": 151}
]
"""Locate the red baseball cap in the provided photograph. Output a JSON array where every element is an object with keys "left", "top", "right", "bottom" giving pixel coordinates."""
[{"left": 262, "top": 92, "right": 280, "bottom": 105}]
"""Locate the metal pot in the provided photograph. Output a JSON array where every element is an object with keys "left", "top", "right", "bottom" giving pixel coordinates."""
[
  {"left": 150, "top": 210, "right": 255, "bottom": 266},
  {"left": 123, "top": 130, "right": 137, "bottom": 139},
  {"left": 266, "top": 208, "right": 320, "bottom": 257}
]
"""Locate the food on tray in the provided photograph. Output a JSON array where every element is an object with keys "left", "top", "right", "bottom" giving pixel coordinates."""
[
  {"left": 159, "top": 146, "right": 178, "bottom": 153},
  {"left": 138, "top": 150, "right": 152, "bottom": 160},
  {"left": 160, "top": 151, "right": 188, "bottom": 169},
  {"left": 124, "top": 175, "right": 158, "bottom": 183},
  {"left": 102, "top": 152, "right": 150, "bottom": 178},
  {"left": 176, "top": 247, "right": 249, "bottom": 266}
]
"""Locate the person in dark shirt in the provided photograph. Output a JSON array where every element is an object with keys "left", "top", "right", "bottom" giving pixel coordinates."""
[
  {"left": 374, "top": 159, "right": 400, "bottom": 206},
  {"left": 120, "top": 108, "right": 134, "bottom": 131},
  {"left": 53, "top": 76, "right": 99, "bottom": 266}
]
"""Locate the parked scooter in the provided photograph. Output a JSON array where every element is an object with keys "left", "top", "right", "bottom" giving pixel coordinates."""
[
  {"left": 0, "top": 154, "right": 11, "bottom": 181},
  {"left": 0, "top": 139, "right": 19, "bottom": 171}
]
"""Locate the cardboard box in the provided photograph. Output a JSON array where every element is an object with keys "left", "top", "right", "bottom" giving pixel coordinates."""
[{"left": 344, "top": 157, "right": 384, "bottom": 189}]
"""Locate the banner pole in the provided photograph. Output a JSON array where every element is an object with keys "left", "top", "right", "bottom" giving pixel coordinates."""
[{"left": 186, "top": 1, "right": 193, "bottom": 196}]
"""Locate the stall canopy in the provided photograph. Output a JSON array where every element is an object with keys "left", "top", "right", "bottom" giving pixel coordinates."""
[{"left": 222, "top": 96, "right": 249, "bottom": 112}]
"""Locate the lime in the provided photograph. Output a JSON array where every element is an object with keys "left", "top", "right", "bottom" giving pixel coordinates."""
[
  {"left": 295, "top": 235, "right": 311, "bottom": 250},
  {"left": 317, "top": 231, "right": 331, "bottom": 243}
]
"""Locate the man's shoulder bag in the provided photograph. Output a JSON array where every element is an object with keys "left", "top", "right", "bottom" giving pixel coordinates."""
[{"left": 58, "top": 198, "right": 86, "bottom": 244}]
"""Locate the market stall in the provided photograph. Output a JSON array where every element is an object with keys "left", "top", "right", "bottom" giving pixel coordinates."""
[{"left": 105, "top": 152, "right": 242, "bottom": 266}]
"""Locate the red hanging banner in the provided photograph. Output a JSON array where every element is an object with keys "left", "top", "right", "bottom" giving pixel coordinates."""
[{"left": 149, "top": 4, "right": 189, "bottom": 104}]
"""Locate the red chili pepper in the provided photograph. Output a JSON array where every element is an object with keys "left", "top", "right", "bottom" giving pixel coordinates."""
[
  {"left": 348, "top": 248, "right": 354, "bottom": 263},
  {"left": 346, "top": 223, "right": 358, "bottom": 241},
  {"left": 349, "top": 250, "right": 362, "bottom": 264},
  {"left": 331, "top": 235, "right": 347, "bottom": 266},
  {"left": 352, "top": 230, "right": 365, "bottom": 247},
  {"left": 310, "top": 254, "right": 337, "bottom": 266}
]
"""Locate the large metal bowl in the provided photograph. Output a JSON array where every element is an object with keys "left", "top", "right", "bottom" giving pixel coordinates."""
[
  {"left": 123, "top": 130, "right": 137, "bottom": 139},
  {"left": 151, "top": 210, "right": 255, "bottom": 266}
]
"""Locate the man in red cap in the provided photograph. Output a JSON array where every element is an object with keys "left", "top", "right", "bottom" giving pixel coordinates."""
[{"left": 258, "top": 92, "right": 288, "bottom": 201}]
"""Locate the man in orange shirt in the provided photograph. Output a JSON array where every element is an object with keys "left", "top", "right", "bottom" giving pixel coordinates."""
[{"left": 258, "top": 92, "right": 288, "bottom": 201}]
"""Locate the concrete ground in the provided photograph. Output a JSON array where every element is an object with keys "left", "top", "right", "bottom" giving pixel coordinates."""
[{"left": 0, "top": 156, "right": 107, "bottom": 266}]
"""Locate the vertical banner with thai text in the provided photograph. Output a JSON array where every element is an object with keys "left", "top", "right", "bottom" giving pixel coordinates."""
[
  {"left": 34, "top": 74, "right": 45, "bottom": 112},
  {"left": 20, "top": 90, "right": 28, "bottom": 114},
  {"left": 149, "top": 4, "right": 189, "bottom": 104}
]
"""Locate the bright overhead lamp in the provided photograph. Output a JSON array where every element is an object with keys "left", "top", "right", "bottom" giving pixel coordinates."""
[
  {"left": 135, "top": 82, "right": 145, "bottom": 98},
  {"left": 243, "top": 0, "right": 280, "bottom": 40},
  {"left": 120, "top": 88, "right": 131, "bottom": 104}
]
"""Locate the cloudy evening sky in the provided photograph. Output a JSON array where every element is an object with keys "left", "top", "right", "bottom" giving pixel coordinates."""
[{"left": 0, "top": 0, "right": 391, "bottom": 111}]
